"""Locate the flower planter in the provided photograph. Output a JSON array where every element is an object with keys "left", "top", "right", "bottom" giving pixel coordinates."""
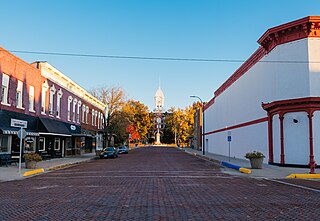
[
  {"left": 249, "top": 157, "right": 264, "bottom": 169},
  {"left": 25, "top": 161, "right": 37, "bottom": 169}
]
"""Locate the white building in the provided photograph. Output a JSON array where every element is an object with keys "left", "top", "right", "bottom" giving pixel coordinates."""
[{"left": 204, "top": 16, "right": 320, "bottom": 170}]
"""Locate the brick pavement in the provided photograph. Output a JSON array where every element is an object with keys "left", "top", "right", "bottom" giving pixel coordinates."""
[{"left": 0, "top": 146, "right": 320, "bottom": 220}]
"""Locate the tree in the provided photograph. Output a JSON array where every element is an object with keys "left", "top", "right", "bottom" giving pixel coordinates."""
[
  {"left": 122, "top": 100, "right": 152, "bottom": 141},
  {"left": 91, "top": 86, "right": 126, "bottom": 146}
]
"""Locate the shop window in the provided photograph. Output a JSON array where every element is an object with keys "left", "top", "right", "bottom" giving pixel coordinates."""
[
  {"left": 39, "top": 137, "right": 45, "bottom": 151},
  {"left": 16, "top": 80, "right": 23, "bottom": 109},
  {"left": 29, "top": 86, "right": 35, "bottom": 112},
  {"left": 54, "top": 138, "right": 60, "bottom": 151},
  {"left": 1, "top": 73, "right": 10, "bottom": 106},
  {"left": 24, "top": 137, "right": 36, "bottom": 153},
  {"left": 0, "top": 134, "right": 10, "bottom": 153}
]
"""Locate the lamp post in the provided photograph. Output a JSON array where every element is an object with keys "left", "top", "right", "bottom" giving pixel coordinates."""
[{"left": 190, "top": 95, "right": 205, "bottom": 155}]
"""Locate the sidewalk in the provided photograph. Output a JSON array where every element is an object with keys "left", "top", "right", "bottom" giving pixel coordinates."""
[
  {"left": 182, "top": 148, "right": 313, "bottom": 179},
  {"left": 0, "top": 153, "right": 97, "bottom": 182}
]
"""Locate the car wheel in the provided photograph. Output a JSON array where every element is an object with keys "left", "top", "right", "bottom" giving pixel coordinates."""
[{"left": 99, "top": 156, "right": 104, "bottom": 159}]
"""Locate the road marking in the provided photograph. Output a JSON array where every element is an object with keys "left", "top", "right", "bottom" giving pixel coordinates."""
[{"left": 266, "top": 178, "right": 320, "bottom": 193}]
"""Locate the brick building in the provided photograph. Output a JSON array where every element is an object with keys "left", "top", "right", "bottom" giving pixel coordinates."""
[{"left": 0, "top": 47, "right": 105, "bottom": 160}]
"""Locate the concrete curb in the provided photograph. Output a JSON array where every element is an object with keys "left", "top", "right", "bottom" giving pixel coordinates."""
[
  {"left": 23, "top": 168, "right": 45, "bottom": 177},
  {"left": 221, "top": 161, "right": 251, "bottom": 174},
  {"left": 286, "top": 174, "right": 320, "bottom": 179},
  {"left": 47, "top": 157, "right": 98, "bottom": 171}
]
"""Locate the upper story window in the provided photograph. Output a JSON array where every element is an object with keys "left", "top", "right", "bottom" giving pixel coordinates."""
[
  {"left": 29, "top": 86, "right": 35, "bottom": 112},
  {"left": 41, "top": 81, "right": 49, "bottom": 114},
  {"left": 92, "top": 109, "right": 95, "bottom": 126},
  {"left": 86, "top": 106, "right": 89, "bottom": 124},
  {"left": 67, "top": 96, "right": 73, "bottom": 121},
  {"left": 82, "top": 105, "right": 86, "bottom": 123},
  {"left": 72, "top": 99, "right": 77, "bottom": 122},
  {"left": 16, "top": 80, "right": 23, "bottom": 109},
  {"left": 77, "top": 100, "right": 82, "bottom": 123},
  {"left": 94, "top": 110, "right": 98, "bottom": 126},
  {"left": 49, "top": 85, "right": 56, "bottom": 116},
  {"left": 1, "top": 74, "right": 10, "bottom": 106},
  {"left": 56, "top": 89, "right": 63, "bottom": 118},
  {"left": 97, "top": 112, "right": 101, "bottom": 129}
]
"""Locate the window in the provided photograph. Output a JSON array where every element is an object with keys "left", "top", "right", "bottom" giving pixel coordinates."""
[
  {"left": 0, "top": 134, "right": 10, "bottom": 153},
  {"left": 24, "top": 137, "right": 36, "bottom": 152},
  {"left": 16, "top": 80, "right": 23, "bottom": 108},
  {"left": 56, "top": 89, "right": 63, "bottom": 118},
  {"left": 67, "top": 96, "right": 73, "bottom": 121},
  {"left": 39, "top": 137, "right": 45, "bottom": 151},
  {"left": 29, "top": 86, "right": 35, "bottom": 112},
  {"left": 54, "top": 138, "right": 60, "bottom": 151},
  {"left": 1, "top": 74, "right": 10, "bottom": 105},
  {"left": 41, "top": 81, "right": 49, "bottom": 114},
  {"left": 72, "top": 98, "right": 77, "bottom": 122},
  {"left": 97, "top": 112, "right": 100, "bottom": 129},
  {"left": 49, "top": 85, "right": 56, "bottom": 115},
  {"left": 92, "top": 109, "right": 95, "bottom": 126},
  {"left": 86, "top": 106, "right": 89, "bottom": 124},
  {"left": 82, "top": 105, "right": 86, "bottom": 123},
  {"left": 77, "top": 100, "right": 82, "bottom": 123},
  {"left": 95, "top": 110, "right": 98, "bottom": 126}
]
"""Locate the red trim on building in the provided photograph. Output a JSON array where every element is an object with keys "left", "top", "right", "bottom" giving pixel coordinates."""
[
  {"left": 203, "top": 97, "right": 215, "bottom": 111},
  {"left": 204, "top": 117, "right": 268, "bottom": 136},
  {"left": 258, "top": 16, "right": 320, "bottom": 53},
  {"left": 262, "top": 97, "right": 320, "bottom": 171},
  {"left": 204, "top": 16, "right": 320, "bottom": 111}
]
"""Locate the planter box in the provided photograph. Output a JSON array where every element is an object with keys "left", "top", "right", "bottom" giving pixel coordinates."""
[
  {"left": 249, "top": 157, "right": 264, "bottom": 169},
  {"left": 25, "top": 161, "right": 37, "bottom": 169}
]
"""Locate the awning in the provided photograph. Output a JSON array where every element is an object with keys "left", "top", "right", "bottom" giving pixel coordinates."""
[
  {"left": 72, "top": 134, "right": 95, "bottom": 138},
  {"left": 1, "top": 129, "right": 39, "bottom": 136},
  {"left": 38, "top": 117, "right": 71, "bottom": 136}
]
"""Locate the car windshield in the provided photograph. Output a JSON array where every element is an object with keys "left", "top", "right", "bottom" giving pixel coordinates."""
[
  {"left": 119, "top": 147, "right": 125, "bottom": 149},
  {"left": 106, "top": 147, "right": 114, "bottom": 151}
]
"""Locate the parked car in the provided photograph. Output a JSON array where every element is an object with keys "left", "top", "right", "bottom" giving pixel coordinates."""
[
  {"left": 117, "top": 146, "right": 128, "bottom": 154},
  {"left": 99, "top": 147, "right": 118, "bottom": 159}
]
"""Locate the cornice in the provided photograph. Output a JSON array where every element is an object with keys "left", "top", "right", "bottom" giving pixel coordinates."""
[{"left": 258, "top": 16, "right": 320, "bottom": 53}]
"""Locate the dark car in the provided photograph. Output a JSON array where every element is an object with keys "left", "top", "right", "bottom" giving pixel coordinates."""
[
  {"left": 99, "top": 147, "right": 118, "bottom": 159},
  {"left": 117, "top": 146, "right": 128, "bottom": 154}
]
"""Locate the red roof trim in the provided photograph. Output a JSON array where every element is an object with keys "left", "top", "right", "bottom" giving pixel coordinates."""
[{"left": 204, "top": 16, "right": 320, "bottom": 111}]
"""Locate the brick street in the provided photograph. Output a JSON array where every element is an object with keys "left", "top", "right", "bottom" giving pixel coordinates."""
[{"left": 0, "top": 146, "right": 320, "bottom": 220}]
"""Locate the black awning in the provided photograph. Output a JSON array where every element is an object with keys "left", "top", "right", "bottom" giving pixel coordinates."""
[
  {"left": 0, "top": 109, "right": 39, "bottom": 136},
  {"left": 38, "top": 117, "right": 71, "bottom": 136}
]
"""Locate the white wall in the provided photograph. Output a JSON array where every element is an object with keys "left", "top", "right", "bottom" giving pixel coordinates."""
[
  {"left": 205, "top": 39, "right": 311, "bottom": 163},
  {"left": 273, "top": 114, "right": 280, "bottom": 164},
  {"left": 308, "top": 38, "right": 320, "bottom": 96},
  {"left": 283, "top": 112, "right": 309, "bottom": 164}
]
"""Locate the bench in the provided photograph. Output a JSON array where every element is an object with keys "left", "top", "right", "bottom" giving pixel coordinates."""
[{"left": 0, "top": 154, "right": 14, "bottom": 167}]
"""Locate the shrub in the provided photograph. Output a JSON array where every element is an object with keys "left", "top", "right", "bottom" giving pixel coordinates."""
[
  {"left": 23, "top": 153, "right": 42, "bottom": 162},
  {"left": 245, "top": 151, "right": 265, "bottom": 159}
]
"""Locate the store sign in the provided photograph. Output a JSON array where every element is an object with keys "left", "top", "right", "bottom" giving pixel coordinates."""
[
  {"left": 25, "top": 137, "right": 34, "bottom": 144},
  {"left": 11, "top": 119, "right": 27, "bottom": 128},
  {"left": 70, "top": 125, "right": 76, "bottom": 131}
]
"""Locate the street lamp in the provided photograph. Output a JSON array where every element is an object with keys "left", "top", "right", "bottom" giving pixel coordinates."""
[{"left": 190, "top": 95, "right": 205, "bottom": 155}]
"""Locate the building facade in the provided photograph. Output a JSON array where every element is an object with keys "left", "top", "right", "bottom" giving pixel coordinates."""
[
  {"left": 203, "top": 16, "right": 320, "bottom": 170},
  {"left": 0, "top": 47, "right": 105, "bottom": 160}
]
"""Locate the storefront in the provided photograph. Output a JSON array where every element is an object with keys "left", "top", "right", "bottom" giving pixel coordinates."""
[{"left": 0, "top": 110, "right": 39, "bottom": 159}]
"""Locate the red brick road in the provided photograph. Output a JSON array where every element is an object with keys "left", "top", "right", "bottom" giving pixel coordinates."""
[{"left": 0, "top": 146, "right": 319, "bottom": 220}]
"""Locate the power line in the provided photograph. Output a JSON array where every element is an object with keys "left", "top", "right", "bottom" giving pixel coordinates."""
[{"left": 6, "top": 49, "right": 320, "bottom": 64}]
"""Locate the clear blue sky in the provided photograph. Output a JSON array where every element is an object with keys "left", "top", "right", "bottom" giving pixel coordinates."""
[{"left": 0, "top": 0, "right": 319, "bottom": 110}]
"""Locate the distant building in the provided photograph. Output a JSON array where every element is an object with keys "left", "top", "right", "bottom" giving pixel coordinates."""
[
  {"left": 204, "top": 16, "right": 320, "bottom": 170},
  {"left": 0, "top": 47, "right": 105, "bottom": 160},
  {"left": 152, "top": 86, "right": 165, "bottom": 144}
]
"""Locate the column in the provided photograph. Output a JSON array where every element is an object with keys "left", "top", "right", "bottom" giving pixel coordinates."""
[
  {"left": 268, "top": 113, "right": 274, "bottom": 163},
  {"left": 279, "top": 113, "right": 285, "bottom": 164},
  {"left": 308, "top": 111, "right": 316, "bottom": 174}
]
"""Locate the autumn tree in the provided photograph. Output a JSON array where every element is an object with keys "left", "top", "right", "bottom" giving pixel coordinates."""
[
  {"left": 91, "top": 86, "right": 126, "bottom": 146},
  {"left": 122, "top": 100, "right": 152, "bottom": 141}
]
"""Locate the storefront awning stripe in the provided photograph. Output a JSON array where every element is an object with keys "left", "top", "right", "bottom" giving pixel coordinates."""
[
  {"left": 38, "top": 132, "right": 72, "bottom": 137},
  {"left": 2, "top": 130, "right": 39, "bottom": 136}
]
